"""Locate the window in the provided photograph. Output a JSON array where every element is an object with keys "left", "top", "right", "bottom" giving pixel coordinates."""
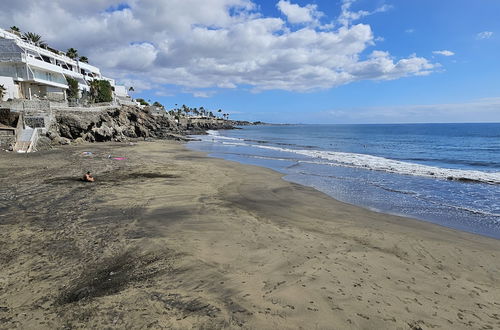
[{"left": 41, "top": 55, "right": 52, "bottom": 63}]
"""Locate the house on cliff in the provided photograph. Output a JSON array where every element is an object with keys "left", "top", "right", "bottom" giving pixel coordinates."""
[{"left": 0, "top": 27, "right": 129, "bottom": 103}]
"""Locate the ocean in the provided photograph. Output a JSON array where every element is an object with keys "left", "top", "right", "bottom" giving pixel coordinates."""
[{"left": 187, "top": 123, "right": 500, "bottom": 239}]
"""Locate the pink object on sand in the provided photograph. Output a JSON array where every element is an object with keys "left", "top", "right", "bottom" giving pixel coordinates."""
[{"left": 112, "top": 157, "right": 127, "bottom": 160}]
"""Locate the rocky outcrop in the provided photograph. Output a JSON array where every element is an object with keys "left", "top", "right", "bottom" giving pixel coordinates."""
[
  {"left": 47, "top": 106, "right": 236, "bottom": 144},
  {"left": 183, "top": 118, "right": 236, "bottom": 134}
]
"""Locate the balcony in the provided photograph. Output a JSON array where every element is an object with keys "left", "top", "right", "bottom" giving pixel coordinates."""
[{"left": 30, "top": 68, "right": 68, "bottom": 89}]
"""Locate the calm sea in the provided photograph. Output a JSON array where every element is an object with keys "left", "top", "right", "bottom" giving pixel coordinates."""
[{"left": 187, "top": 123, "right": 500, "bottom": 239}]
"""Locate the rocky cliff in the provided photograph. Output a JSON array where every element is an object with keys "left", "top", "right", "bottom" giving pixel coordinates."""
[{"left": 47, "top": 105, "right": 236, "bottom": 145}]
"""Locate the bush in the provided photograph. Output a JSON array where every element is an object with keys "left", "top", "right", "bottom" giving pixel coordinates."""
[{"left": 135, "top": 98, "right": 149, "bottom": 106}]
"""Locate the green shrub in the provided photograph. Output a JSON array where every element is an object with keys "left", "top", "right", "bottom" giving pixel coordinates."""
[
  {"left": 90, "top": 80, "right": 113, "bottom": 103},
  {"left": 135, "top": 98, "right": 149, "bottom": 106}
]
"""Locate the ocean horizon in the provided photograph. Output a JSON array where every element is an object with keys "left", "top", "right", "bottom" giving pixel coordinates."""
[{"left": 188, "top": 122, "right": 500, "bottom": 239}]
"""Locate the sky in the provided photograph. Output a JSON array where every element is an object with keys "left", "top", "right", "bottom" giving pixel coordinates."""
[{"left": 1, "top": 0, "right": 499, "bottom": 123}]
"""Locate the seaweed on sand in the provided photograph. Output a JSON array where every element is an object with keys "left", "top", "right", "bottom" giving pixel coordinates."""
[{"left": 57, "top": 249, "right": 173, "bottom": 304}]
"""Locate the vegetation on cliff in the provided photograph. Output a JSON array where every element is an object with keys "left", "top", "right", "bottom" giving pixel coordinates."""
[{"left": 90, "top": 80, "right": 113, "bottom": 103}]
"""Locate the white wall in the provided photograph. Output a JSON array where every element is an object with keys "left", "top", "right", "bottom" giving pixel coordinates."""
[
  {"left": 0, "top": 76, "right": 19, "bottom": 100},
  {"left": 114, "top": 85, "right": 128, "bottom": 97}
]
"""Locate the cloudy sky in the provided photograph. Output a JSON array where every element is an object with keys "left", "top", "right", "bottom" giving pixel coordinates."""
[{"left": 2, "top": 0, "right": 499, "bottom": 123}]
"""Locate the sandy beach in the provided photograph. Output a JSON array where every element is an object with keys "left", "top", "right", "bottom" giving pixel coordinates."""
[{"left": 0, "top": 140, "right": 499, "bottom": 329}]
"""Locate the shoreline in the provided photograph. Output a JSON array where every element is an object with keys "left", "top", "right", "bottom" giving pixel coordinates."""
[
  {"left": 188, "top": 127, "right": 500, "bottom": 240},
  {"left": 1, "top": 140, "right": 499, "bottom": 329},
  {"left": 189, "top": 141, "right": 500, "bottom": 241}
]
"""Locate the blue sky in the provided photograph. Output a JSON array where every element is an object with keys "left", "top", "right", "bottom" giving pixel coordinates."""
[
  {"left": 2, "top": 0, "right": 499, "bottom": 123},
  {"left": 135, "top": 0, "right": 499, "bottom": 123}
]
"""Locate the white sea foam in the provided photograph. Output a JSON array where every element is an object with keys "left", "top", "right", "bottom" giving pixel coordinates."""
[
  {"left": 211, "top": 136, "right": 500, "bottom": 184},
  {"left": 206, "top": 131, "right": 243, "bottom": 142}
]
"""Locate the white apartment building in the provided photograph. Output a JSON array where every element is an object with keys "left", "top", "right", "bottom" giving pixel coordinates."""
[{"left": 0, "top": 27, "right": 128, "bottom": 102}]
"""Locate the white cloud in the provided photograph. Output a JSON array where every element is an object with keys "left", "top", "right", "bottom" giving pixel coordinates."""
[
  {"left": 477, "top": 31, "right": 493, "bottom": 39},
  {"left": 432, "top": 50, "right": 455, "bottom": 56},
  {"left": 0, "top": 0, "right": 435, "bottom": 94},
  {"left": 405, "top": 28, "right": 415, "bottom": 34},
  {"left": 94, "top": 42, "right": 158, "bottom": 71},
  {"left": 375, "top": 4, "right": 393, "bottom": 13},
  {"left": 276, "top": 0, "right": 322, "bottom": 24},
  {"left": 338, "top": 0, "right": 392, "bottom": 27},
  {"left": 310, "top": 97, "right": 500, "bottom": 124},
  {"left": 191, "top": 90, "right": 217, "bottom": 98}
]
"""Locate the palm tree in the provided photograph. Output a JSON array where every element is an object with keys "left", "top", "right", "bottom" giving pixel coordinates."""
[
  {"left": 23, "top": 32, "right": 46, "bottom": 47},
  {"left": 128, "top": 87, "right": 135, "bottom": 92},
  {"left": 78, "top": 56, "right": 88, "bottom": 63},
  {"left": 10, "top": 26, "right": 20, "bottom": 33},
  {"left": 89, "top": 79, "right": 100, "bottom": 103},
  {"left": 0, "top": 85, "right": 6, "bottom": 100},
  {"left": 66, "top": 48, "right": 79, "bottom": 60}
]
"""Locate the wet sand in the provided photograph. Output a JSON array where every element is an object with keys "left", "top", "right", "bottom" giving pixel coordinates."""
[{"left": 0, "top": 141, "right": 499, "bottom": 329}]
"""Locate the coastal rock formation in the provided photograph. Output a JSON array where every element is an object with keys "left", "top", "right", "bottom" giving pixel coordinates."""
[{"left": 48, "top": 105, "right": 235, "bottom": 144}]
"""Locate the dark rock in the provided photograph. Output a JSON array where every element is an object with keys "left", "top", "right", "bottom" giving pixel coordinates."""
[{"left": 48, "top": 105, "right": 237, "bottom": 143}]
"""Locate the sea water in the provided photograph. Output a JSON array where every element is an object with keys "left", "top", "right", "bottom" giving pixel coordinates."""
[{"left": 187, "top": 123, "right": 500, "bottom": 239}]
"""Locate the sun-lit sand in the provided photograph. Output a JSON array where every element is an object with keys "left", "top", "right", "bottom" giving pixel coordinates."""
[{"left": 0, "top": 141, "right": 499, "bottom": 329}]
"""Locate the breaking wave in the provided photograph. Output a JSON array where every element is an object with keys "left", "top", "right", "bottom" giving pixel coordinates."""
[{"left": 205, "top": 132, "right": 500, "bottom": 184}]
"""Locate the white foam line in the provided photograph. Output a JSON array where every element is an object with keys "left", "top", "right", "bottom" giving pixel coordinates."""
[
  {"left": 206, "top": 131, "right": 243, "bottom": 142},
  {"left": 218, "top": 141, "right": 500, "bottom": 184}
]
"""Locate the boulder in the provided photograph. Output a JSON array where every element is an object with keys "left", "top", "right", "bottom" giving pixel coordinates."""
[
  {"left": 52, "top": 136, "right": 71, "bottom": 145},
  {"left": 74, "top": 137, "right": 85, "bottom": 144}
]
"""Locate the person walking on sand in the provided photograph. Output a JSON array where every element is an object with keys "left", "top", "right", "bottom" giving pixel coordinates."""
[{"left": 83, "top": 171, "right": 95, "bottom": 182}]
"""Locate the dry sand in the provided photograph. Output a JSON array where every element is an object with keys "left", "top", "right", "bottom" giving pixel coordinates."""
[{"left": 0, "top": 141, "right": 499, "bottom": 329}]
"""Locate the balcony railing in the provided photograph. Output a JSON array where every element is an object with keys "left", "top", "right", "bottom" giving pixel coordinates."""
[
  {"left": 0, "top": 64, "right": 28, "bottom": 80},
  {"left": 31, "top": 68, "right": 68, "bottom": 87}
]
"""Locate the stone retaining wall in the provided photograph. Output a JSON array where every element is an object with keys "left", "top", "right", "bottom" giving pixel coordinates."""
[
  {"left": 24, "top": 116, "right": 45, "bottom": 128},
  {"left": 0, "top": 129, "right": 15, "bottom": 149},
  {"left": 52, "top": 105, "right": 120, "bottom": 113},
  {"left": 0, "top": 99, "right": 51, "bottom": 113}
]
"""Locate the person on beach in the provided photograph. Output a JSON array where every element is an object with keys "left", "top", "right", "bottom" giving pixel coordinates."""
[{"left": 83, "top": 171, "right": 95, "bottom": 182}]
